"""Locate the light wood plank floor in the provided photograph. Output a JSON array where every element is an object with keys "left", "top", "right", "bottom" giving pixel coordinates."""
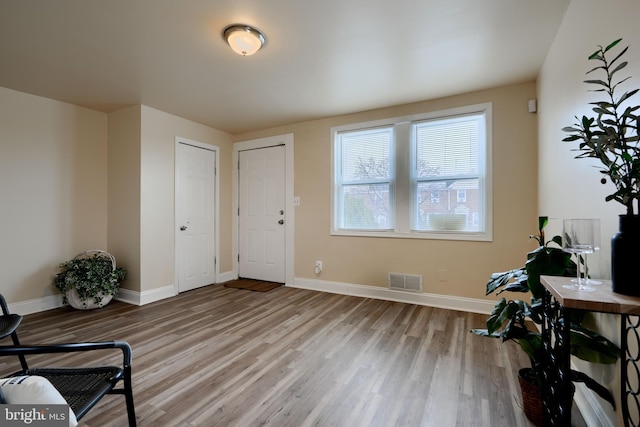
[{"left": 0, "top": 285, "right": 541, "bottom": 426}]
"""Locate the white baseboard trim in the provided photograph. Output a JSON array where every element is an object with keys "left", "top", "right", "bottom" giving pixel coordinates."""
[
  {"left": 118, "top": 270, "right": 235, "bottom": 306},
  {"left": 117, "top": 285, "right": 176, "bottom": 306},
  {"left": 115, "top": 288, "right": 140, "bottom": 305},
  {"left": 218, "top": 271, "right": 235, "bottom": 283},
  {"left": 291, "top": 277, "right": 496, "bottom": 314},
  {"left": 572, "top": 372, "right": 616, "bottom": 427},
  {"left": 8, "top": 294, "right": 63, "bottom": 315},
  {"left": 9, "top": 274, "right": 494, "bottom": 315},
  {"left": 6, "top": 287, "right": 176, "bottom": 314}
]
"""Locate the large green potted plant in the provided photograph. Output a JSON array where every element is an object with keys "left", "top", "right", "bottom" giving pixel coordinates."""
[
  {"left": 53, "top": 250, "right": 126, "bottom": 310},
  {"left": 472, "top": 217, "right": 619, "bottom": 425},
  {"left": 562, "top": 38, "right": 640, "bottom": 295}
]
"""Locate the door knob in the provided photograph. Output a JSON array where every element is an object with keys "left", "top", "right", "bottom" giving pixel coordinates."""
[
  {"left": 280, "top": 210, "right": 284, "bottom": 215},
  {"left": 278, "top": 219, "right": 284, "bottom": 225},
  {"left": 180, "top": 226, "right": 187, "bottom": 231}
]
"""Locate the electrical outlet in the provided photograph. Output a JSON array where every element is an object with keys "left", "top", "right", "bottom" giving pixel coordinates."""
[{"left": 314, "top": 260, "right": 323, "bottom": 274}]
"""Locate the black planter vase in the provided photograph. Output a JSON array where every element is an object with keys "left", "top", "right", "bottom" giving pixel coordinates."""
[{"left": 612, "top": 215, "right": 640, "bottom": 296}]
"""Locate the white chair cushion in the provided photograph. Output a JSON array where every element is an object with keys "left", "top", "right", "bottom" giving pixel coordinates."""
[{"left": 0, "top": 375, "right": 78, "bottom": 427}]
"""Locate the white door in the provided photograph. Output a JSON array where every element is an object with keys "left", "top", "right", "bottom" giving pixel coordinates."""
[
  {"left": 239, "top": 145, "right": 286, "bottom": 283},
  {"left": 176, "top": 142, "right": 216, "bottom": 292}
]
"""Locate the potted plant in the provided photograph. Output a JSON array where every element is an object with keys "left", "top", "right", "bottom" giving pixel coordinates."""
[
  {"left": 562, "top": 38, "right": 640, "bottom": 295},
  {"left": 53, "top": 250, "right": 127, "bottom": 310},
  {"left": 472, "top": 217, "right": 619, "bottom": 425}
]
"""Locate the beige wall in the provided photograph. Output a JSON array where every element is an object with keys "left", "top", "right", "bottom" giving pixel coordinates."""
[
  {"left": 539, "top": 0, "right": 640, "bottom": 276},
  {"left": 108, "top": 105, "right": 142, "bottom": 292},
  {"left": 107, "top": 105, "right": 234, "bottom": 295},
  {"left": 139, "top": 106, "right": 233, "bottom": 293},
  {"left": 234, "top": 82, "right": 539, "bottom": 300},
  {"left": 538, "top": 0, "right": 640, "bottom": 422},
  {"left": 0, "top": 89, "right": 234, "bottom": 305},
  {"left": 0, "top": 87, "right": 108, "bottom": 303}
]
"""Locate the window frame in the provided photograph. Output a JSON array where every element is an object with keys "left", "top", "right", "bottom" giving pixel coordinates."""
[
  {"left": 331, "top": 103, "right": 493, "bottom": 241},
  {"left": 333, "top": 126, "right": 396, "bottom": 231}
]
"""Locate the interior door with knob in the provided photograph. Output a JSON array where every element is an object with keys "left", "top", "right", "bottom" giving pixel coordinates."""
[
  {"left": 176, "top": 141, "right": 216, "bottom": 293},
  {"left": 238, "top": 145, "right": 286, "bottom": 283}
]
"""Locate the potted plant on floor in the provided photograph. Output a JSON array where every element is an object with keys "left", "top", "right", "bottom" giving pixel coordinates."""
[
  {"left": 562, "top": 38, "right": 640, "bottom": 295},
  {"left": 472, "top": 217, "right": 619, "bottom": 425},
  {"left": 53, "top": 250, "right": 127, "bottom": 310}
]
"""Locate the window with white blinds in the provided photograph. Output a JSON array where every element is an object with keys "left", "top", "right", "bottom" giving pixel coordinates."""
[
  {"left": 332, "top": 103, "right": 492, "bottom": 241},
  {"left": 336, "top": 127, "right": 394, "bottom": 230},
  {"left": 413, "top": 113, "right": 484, "bottom": 233}
]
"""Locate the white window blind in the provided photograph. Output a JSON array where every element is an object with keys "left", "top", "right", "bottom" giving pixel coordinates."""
[
  {"left": 415, "top": 116, "right": 479, "bottom": 178},
  {"left": 336, "top": 127, "right": 394, "bottom": 230},
  {"left": 413, "top": 113, "right": 484, "bottom": 233}
]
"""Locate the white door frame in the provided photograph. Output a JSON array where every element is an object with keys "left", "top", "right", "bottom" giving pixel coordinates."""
[
  {"left": 233, "top": 133, "right": 294, "bottom": 285},
  {"left": 174, "top": 137, "right": 220, "bottom": 294}
]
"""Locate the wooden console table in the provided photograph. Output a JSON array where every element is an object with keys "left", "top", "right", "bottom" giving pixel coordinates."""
[{"left": 541, "top": 275, "right": 640, "bottom": 427}]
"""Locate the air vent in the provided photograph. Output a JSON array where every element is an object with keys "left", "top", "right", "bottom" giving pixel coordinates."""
[{"left": 388, "top": 273, "right": 423, "bottom": 293}]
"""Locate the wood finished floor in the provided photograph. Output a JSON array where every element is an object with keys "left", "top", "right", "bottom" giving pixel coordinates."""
[{"left": 0, "top": 285, "right": 539, "bottom": 427}]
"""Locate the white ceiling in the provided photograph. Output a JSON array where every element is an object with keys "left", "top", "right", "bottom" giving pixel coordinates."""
[{"left": 0, "top": 0, "right": 570, "bottom": 135}]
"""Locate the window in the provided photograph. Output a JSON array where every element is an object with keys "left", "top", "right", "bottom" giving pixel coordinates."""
[
  {"left": 332, "top": 103, "right": 492, "bottom": 241},
  {"left": 334, "top": 127, "right": 394, "bottom": 230}
]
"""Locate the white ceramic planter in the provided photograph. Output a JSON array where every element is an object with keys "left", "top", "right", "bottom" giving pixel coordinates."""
[{"left": 66, "top": 288, "right": 113, "bottom": 310}]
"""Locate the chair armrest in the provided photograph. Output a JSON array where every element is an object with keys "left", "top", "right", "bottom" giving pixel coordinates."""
[
  {"left": 0, "top": 295, "right": 11, "bottom": 316},
  {"left": 0, "top": 341, "right": 132, "bottom": 368}
]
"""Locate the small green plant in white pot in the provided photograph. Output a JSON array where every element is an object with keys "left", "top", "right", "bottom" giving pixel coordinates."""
[{"left": 53, "top": 250, "right": 126, "bottom": 310}]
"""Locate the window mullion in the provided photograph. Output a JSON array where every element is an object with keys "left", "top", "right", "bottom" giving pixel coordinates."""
[{"left": 394, "top": 122, "right": 410, "bottom": 233}]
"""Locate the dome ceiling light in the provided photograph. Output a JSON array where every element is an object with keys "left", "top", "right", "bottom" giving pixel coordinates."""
[{"left": 223, "top": 24, "right": 266, "bottom": 56}]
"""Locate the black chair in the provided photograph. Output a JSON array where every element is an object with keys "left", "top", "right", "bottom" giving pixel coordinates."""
[{"left": 0, "top": 294, "right": 136, "bottom": 426}]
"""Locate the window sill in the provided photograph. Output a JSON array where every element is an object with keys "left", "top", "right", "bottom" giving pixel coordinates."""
[{"left": 330, "top": 229, "right": 492, "bottom": 242}]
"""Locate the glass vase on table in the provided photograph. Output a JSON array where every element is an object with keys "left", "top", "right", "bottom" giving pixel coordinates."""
[
  {"left": 562, "top": 218, "right": 598, "bottom": 292},
  {"left": 571, "top": 218, "right": 602, "bottom": 286}
]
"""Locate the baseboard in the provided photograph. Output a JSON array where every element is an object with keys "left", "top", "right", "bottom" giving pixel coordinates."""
[
  {"left": 9, "top": 274, "right": 493, "bottom": 315},
  {"left": 291, "top": 277, "right": 496, "bottom": 314},
  {"left": 8, "top": 294, "right": 63, "bottom": 315},
  {"left": 115, "top": 285, "right": 175, "bottom": 306},
  {"left": 7, "top": 287, "right": 176, "bottom": 313},
  {"left": 118, "top": 270, "right": 235, "bottom": 306},
  {"left": 218, "top": 271, "right": 235, "bottom": 283},
  {"left": 573, "top": 372, "right": 616, "bottom": 427}
]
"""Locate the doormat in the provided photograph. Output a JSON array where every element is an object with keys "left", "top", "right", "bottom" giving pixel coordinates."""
[{"left": 224, "top": 278, "right": 282, "bottom": 292}]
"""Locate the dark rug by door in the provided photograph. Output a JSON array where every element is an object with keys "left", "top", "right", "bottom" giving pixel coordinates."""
[{"left": 223, "top": 278, "right": 283, "bottom": 292}]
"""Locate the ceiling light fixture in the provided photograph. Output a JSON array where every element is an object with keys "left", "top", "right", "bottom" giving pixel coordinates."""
[{"left": 223, "top": 24, "right": 266, "bottom": 56}]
